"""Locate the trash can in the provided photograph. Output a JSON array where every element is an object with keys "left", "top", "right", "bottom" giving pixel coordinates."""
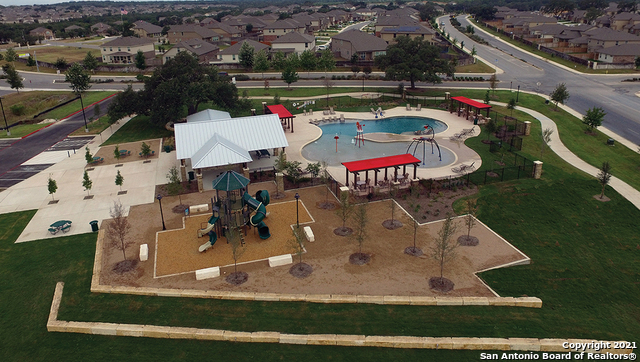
[
  {"left": 89, "top": 220, "right": 99, "bottom": 232},
  {"left": 545, "top": 99, "right": 550, "bottom": 104},
  {"left": 473, "top": 117, "right": 478, "bottom": 125},
  {"left": 188, "top": 171, "right": 195, "bottom": 181},
  {"left": 607, "top": 138, "right": 615, "bottom": 145},
  {"left": 184, "top": 208, "right": 189, "bottom": 216}
]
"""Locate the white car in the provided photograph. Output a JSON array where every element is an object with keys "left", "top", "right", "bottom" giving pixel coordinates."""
[{"left": 317, "top": 45, "right": 327, "bottom": 50}]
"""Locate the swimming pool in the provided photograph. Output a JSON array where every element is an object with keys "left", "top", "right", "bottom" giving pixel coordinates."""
[{"left": 301, "top": 117, "right": 456, "bottom": 168}]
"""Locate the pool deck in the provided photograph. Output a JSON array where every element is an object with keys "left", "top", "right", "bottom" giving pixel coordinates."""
[{"left": 286, "top": 106, "right": 483, "bottom": 186}]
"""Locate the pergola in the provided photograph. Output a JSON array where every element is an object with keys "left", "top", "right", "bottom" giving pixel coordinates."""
[
  {"left": 342, "top": 154, "right": 421, "bottom": 187},
  {"left": 266, "top": 104, "right": 295, "bottom": 133},
  {"left": 450, "top": 96, "right": 492, "bottom": 120}
]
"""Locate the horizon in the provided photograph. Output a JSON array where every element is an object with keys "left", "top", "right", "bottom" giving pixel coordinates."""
[{"left": 3, "top": 0, "right": 186, "bottom": 6}]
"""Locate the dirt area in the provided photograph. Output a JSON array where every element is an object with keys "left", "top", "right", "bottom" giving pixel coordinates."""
[
  {"left": 100, "top": 183, "right": 528, "bottom": 296},
  {"left": 91, "top": 139, "right": 161, "bottom": 167}
]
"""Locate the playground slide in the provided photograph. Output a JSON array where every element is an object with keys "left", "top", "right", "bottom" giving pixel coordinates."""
[
  {"left": 242, "top": 190, "right": 269, "bottom": 226},
  {"left": 198, "top": 231, "right": 218, "bottom": 252},
  {"left": 197, "top": 215, "right": 219, "bottom": 238}
]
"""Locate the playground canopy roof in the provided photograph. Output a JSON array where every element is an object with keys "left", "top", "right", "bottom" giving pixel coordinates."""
[
  {"left": 451, "top": 96, "right": 492, "bottom": 109},
  {"left": 342, "top": 154, "right": 421, "bottom": 173},
  {"left": 212, "top": 170, "right": 250, "bottom": 191},
  {"left": 266, "top": 104, "right": 294, "bottom": 119}
]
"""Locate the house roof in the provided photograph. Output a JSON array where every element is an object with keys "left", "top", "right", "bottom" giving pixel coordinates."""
[
  {"left": 376, "top": 15, "right": 418, "bottom": 27},
  {"left": 133, "top": 20, "right": 162, "bottom": 34},
  {"left": 380, "top": 25, "right": 435, "bottom": 35},
  {"left": 451, "top": 96, "right": 492, "bottom": 110},
  {"left": 265, "top": 19, "right": 300, "bottom": 30},
  {"left": 102, "top": 36, "right": 155, "bottom": 47},
  {"left": 218, "top": 39, "right": 269, "bottom": 55},
  {"left": 271, "top": 31, "right": 315, "bottom": 44},
  {"left": 205, "top": 22, "right": 240, "bottom": 35},
  {"left": 64, "top": 25, "right": 83, "bottom": 31},
  {"left": 29, "top": 27, "right": 50, "bottom": 34},
  {"left": 332, "top": 30, "right": 388, "bottom": 52},
  {"left": 342, "top": 154, "right": 421, "bottom": 173},
  {"left": 598, "top": 43, "right": 640, "bottom": 56},
  {"left": 187, "top": 109, "right": 231, "bottom": 122},
  {"left": 174, "top": 113, "right": 288, "bottom": 162},
  {"left": 266, "top": 104, "right": 293, "bottom": 119},
  {"left": 586, "top": 27, "right": 640, "bottom": 41},
  {"left": 173, "top": 38, "right": 219, "bottom": 56},
  {"left": 169, "top": 24, "right": 218, "bottom": 38},
  {"left": 191, "top": 133, "right": 252, "bottom": 169}
]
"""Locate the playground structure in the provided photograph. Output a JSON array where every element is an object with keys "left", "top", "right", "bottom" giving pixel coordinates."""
[
  {"left": 197, "top": 171, "right": 272, "bottom": 253},
  {"left": 354, "top": 121, "right": 365, "bottom": 148},
  {"left": 406, "top": 125, "right": 442, "bottom": 163}
]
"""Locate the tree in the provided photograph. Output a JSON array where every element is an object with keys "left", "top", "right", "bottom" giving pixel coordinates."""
[
  {"left": 350, "top": 204, "right": 370, "bottom": 264},
  {"left": 0, "top": 53, "right": 3, "bottom": 61},
  {"left": 430, "top": 213, "right": 459, "bottom": 291},
  {"left": 82, "top": 170, "right": 92, "bottom": 196},
  {"left": 351, "top": 65, "right": 361, "bottom": 78},
  {"left": 286, "top": 53, "right": 300, "bottom": 69},
  {"left": 489, "top": 74, "right": 498, "bottom": 94},
  {"left": 106, "top": 201, "right": 132, "bottom": 261},
  {"left": 541, "top": 127, "right": 554, "bottom": 158},
  {"left": 54, "top": 57, "right": 68, "bottom": 71},
  {"left": 305, "top": 162, "right": 321, "bottom": 180},
  {"left": 485, "top": 117, "right": 497, "bottom": 141},
  {"left": 507, "top": 98, "right": 516, "bottom": 116},
  {"left": 83, "top": 51, "right": 98, "bottom": 73},
  {"left": 636, "top": 56, "right": 640, "bottom": 69},
  {"left": 318, "top": 48, "right": 335, "bottom": 75},
  {"left": 135, "top": 50, "right": 147, "bottom": 72},
  {"left": 47, "top": 175, "right": 58, "bottom": 201},
  {"left": 362, "top": 65, "right": 372, "bottom": 89},
  {"left": 288, "top": 226, "right": 311, "bottom": 278},
  {"left": 166, "top": 165, "right": 184, "bottom": 206},
  {"left": 94, "top": 102, "right": 101, "bottom": 119},
  {"left": 335, "top": 191, "right": 354, "bottom": 236},
  {"left": 2, "top": 64, "right": 23, "bottom": 94},
  {"left": 114, "top": 145, "right": 121, "bottom": 162},
  {"left": 376, "top": 36, "right": 455, "bottom": 89},
  {"left": 383, "top": 187, "right": 403, "bottom": 229},
  {"left": 26, "top": 55, "right": 36, "bottom": 67},
  {"left": 4, "top": 47, "right": 17, "bottom": 63},
  {"left": 271, "top": 51, "right": 287, "bottom": 71},
  {"left": 585, "top": 7, "right": 604, "bottom": 23},
  {"left": 300, "top": 49, "right": 317, "bottom": 78},
  {"left": 597, "top": 161, "right": 612, "bottom": 199},
  {"left": 66, "top": 62, "right": 91, "bottom": 94},
  {"left": 246, "top": 23, "right": 254, "bottom": 33},
  {"left": 405, "top": 216, "right": 423, "bottom": 256},
  {"left": 107, "top": 85, "right": 140, "bottom": 124},
  {"left": 238, "top": 41, "right": 255, "bottom": 70},
  {"left": 484, "top": 90, "right": 490, "bottom": 104},
  {"left": 582, "top": 106, "right": 606, "bottom": 132},
  {"left": 549, "top": 83, "right": 569, "bottom": 110},
  {"left": 84, "top": 147, "right": 93, "bottom": 164},
  {"left": 471, "top": 46, "right": 477, "bottom": 61},
  {"left": 253, "top": 50, "right": 270, "bottom": 78},
  {"left": 141, "top": 142, "right": 151, "bottom": 158},
  {"left": 282, "top": 66, "right": 299, "bottom": 90},
  {"left": 544, "top": 0, "right": 576, "bottom": 16},
  {"left": 115, "top": 170, "right": 124, "bottom": 191},
  {"left": 226, "top": 225, "right": 247, "bottom": 284},
  {"left": 458, "top": 200, "right": 479, "bottom": 246}
]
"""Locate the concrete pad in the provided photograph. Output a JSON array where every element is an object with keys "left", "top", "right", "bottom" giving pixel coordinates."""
[
  {"left": 251, "top": 331, "right": 281, "bottom": 343},
  {"left": 305, "top": 294, "right": 332, "bottom": 303},
  {"left": 90, "top": 322, "right": 119, "bottom": 336},
  {"left": 139, "top": 244, "right": 148, "bottom": 261},
  {"left": 167, "top": 327, "right": 201, "bottom": 339},
  {"left": 489, "top": 297, "right": 516, "bottom": 306},
  {"left": 329, "top": 294, "right": 357, "bottom": 303},
  {"left": 335, "top": 334, "right": 366, "bottom": 346},
  {"left": 451, "top": 337, "right": 485, "bottom": 350},
  {"left": 277, "top": 294, "right": 307, "bottom": 302},
  {"left": 480, "top": 338, "right": 511, "bottom": 351},
  {"left": 409, "top": 296, "right": 437, "bottom": 305},
  {"left": 423, "top": 337, "right": 454, "bottom": 349},
  {"left": 462, "top": 297, "right": 490, "bottom": 306},
  {"left": 364, "top": 336, "right": 399, "bottom": 348},
  {"left": 226, "top": 292, "right": 256, "bottom": 301},
  {"left": 156, "top": 289, "right": 182, "bottom": 297},
  {"left": 142, "top": 325, "right": 172, "bottom": 338},
  {"left": 254, "top": 293, "right": 280, "bottom": 301},
  {"left": 47, "top": 321, "right": 68, "bottom": 333},
  {"left": 65, "top": 321, "right": 93, "bottom": 334},
  {"left": 514, "top": 297, "right": 542, "bottom": 308},
  {"left": 392, "top": 336, "right": 428, "bottom": 348},
  {"left": 193, "top": 329, "right": 225, "bottom": 341},
  {"left": 436, "top": 297, "right": 463, "bottom": 306},
  {"left": 356, "top": 295, "right": 384, "bottom": 304},
  {"left": 115, "top": 324, "right": 145, "bottom": 337},
  {"left": 307, "top": 334, "right": 338, "bottom": 345},
  {"left": 23, "top": 150, "right": 70, "bottom": 165},
  {"left": 509, "top": 338, "right": 541, "bottom": 351},
  {"left": 540, "top": 339, "right": 570, "bottom": 352},
  {"left": 280, "top": 333, "right": 308, "bottom": 345},
  {"left": 382, "top": 295, "right": 412, "bottom": 305}
]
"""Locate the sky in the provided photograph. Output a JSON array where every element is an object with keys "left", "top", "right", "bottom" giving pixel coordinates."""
[{"left": 4, "top": 0, "right": 171, "bottom": 6}]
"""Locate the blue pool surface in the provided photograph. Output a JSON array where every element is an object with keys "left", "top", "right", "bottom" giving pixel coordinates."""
[{"left": 301, "top": 117, "right": 456, "bottom": 168}]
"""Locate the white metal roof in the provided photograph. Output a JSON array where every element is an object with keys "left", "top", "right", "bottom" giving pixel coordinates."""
[
  {"left": 191, "top": 133, "right": 252, "bottom": 169},
  {"left": 186, "top": 109, "right": 231, "bottom": 123},
  {"left": 175, "top": 113, "right": 289, "bottom": 165}
]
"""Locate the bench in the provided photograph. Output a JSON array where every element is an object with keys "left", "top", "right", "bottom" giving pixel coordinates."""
[
  {"left": 189, "top": 204, "right": 209, "bottom": 214},
  {"left": 268, "top": 254, "right": 292, "bottom": 267},
  {"left": 139, "top": 244, "right": 149, "bottom": 261},
  {"left": 195, "top": 266, "right": 220, "bottom": 280},
  {"left": 303, "top": 226, "right": 314, "bottom": 242}
]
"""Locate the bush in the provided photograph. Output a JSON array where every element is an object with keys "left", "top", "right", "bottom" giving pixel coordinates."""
[
  {"left": 10, "top": 104, "right": 26, "bottom": 116},
  {"left": 234, "top": 74, "right": 250, "bottom": 81}
]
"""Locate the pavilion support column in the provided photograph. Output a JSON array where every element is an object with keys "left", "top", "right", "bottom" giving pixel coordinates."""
[
  {"left": 384, "top": 168, "right": 388, "bottom": 181},
  {"left": 243, "top": 167, "right": 250, "bottom": 180},
  {"left": 365, "top": 170, "right": 369, "bottom": 182},
  {"left": 413, "top": 164, "right": 417, "bottom": 179},
  {"left": 394, "top": 167, "right": 398, "bottom": 182},
  {"left": 196, "top": 169, "right": 203, "bottom": 193},
  {"left": 262, "top": 102, "right": 267, "bottom": 114},
  {"left": 487, "top": 108, "right": 490, "bottom": 117},
  {"left": 273, "top": 148, "right": 279, "bottom": 156},
  {"left": 402, "top": 165, "right": 406, "bottom": 177},
  {"left": 345, "top": 169, "right": 349, "bottom": 187},
  {"left": 374, "top": 169, "right": 379, "bottom": 185},
  {"left": 180, "top": 159, "right": 187, "bottom": 181},
  {"left": 276, "top": 172, "right": 285, "bottom": 195},
  {"left": 291, "top": 118, "right": 294, "bottom": 133}
]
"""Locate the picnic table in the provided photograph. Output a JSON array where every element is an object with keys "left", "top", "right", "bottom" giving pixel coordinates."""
[
  {"left": 119, "top": 150, "right": 131, "bottom": 157},
  {"left": 49, "top": 220, "right": 72, "bottom": 234},
  {"left": 91, "top": 156, "right": 104, "bottom": 164}
]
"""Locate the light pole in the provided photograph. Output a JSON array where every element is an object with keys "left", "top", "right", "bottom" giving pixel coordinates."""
[
  {"left": 78, "top": 93, "right": 88, "bottom": 132},
  {"left": 157, "top": 194, "right": 166, "bottom": 230},
  {"left": 0, "top": 97, "right": 9, "bottom": 136},
  {"left": 362, "top": 74, "right": 365, "bottom": 91},
  {"left": 516, "top": 85, "right": 520, "bottom": 102},
  {"left": 294, "top": 193, "right": 300, "bottom": 228},
  {"left": 510, "top": 81, "right": 512, "bottom": 91}
]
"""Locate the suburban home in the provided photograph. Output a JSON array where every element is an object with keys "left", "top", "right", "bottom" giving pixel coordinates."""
[
  {"left": 374, "top": 16, "right": 419, "bottom": 35},
  {"left": 610, "top": 12, "right": 640, "bottom": 32},
  {"left": 216, "top": 39, "right": 270, "bottom": 63},
  {"left": 29, "top": 27, "right": 54, "bottom": 40},
  {"left": 132, "top": 20, "right": 163, "bottom": 39},
  {"left": 331, "top": 30, "right": 388, "bottom": 61},
  {"left": 162, "top": 38, "right": 219, "bottom": 64},
  {"left": 502, "top": 14, "right": 557, "bottom": 36},
  {"left": 204, "top": 22, "right": 242, "bottom": 41},
  {"left": 91, "top": 22, "right": 112, "bottom": 36},
  {"left": 597, "top": 43, "right": 640, "bottom": 64},
  {"left": 585, "top": 27, "right": 640, "bottom": 53},
  {"left": 270, "top": 32, "right": 315, "bottom": 54},
  {"left": 167, "top": 24, "right": 219, "bottom": 44},
  {"left": 263, "top": 19, "right": 305, "bottom": 42},
  {"left": 101, "top": 36, "right": 155, "bottom": 64},
  {"left": 379, "top": 25, "right": 436, "bottom": 44}
]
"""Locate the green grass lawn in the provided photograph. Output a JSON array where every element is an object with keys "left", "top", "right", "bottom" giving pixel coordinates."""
[
  {"left": 0, "top": 123, "right": 50, "bottom": 139},
  {"left": 241, "top": 87, "right": 395, "bottom": 98},
  {"left": 42, "top": 91, "right": 115, "bottom": 120},
  {"left": 101, "top": 114, "right": 172, "bottom": 146},
  {"left": 70, "top": 114, "right": 112, "bottom": 136}
]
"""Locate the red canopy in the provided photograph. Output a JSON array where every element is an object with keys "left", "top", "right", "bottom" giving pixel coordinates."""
[
  {"left": 342, "top": 154, "right": 421, "bottom": 173},
  {"left": 266, "top": 104, "right": 294, "bottom": 119},
  {"left": 451, "top": 96, "right": 492, "bottom": 109}
]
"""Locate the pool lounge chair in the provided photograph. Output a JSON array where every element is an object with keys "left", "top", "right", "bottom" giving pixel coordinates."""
[
  {"left": 417, "top": 104, "right": 422, "bottom": 111},
  {"left": 406, "top": 104, "right": 411, "bottom": 111},
  {"left": 329, "top": 107, "right": 336, "bottom": 115},
  {"left": 339, "top": 114, "right": 345, "bottom": 123},
  {"left": 371, "top": 108, "right": 376, "bottom": 114}
]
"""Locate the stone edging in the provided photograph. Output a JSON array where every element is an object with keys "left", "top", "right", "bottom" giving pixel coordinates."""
[
  {"left": 49, "top": 282, "right": 633, "bottom": 354},
  {"left": 92, "top": 228, "right": 542, "bottom": 308}
]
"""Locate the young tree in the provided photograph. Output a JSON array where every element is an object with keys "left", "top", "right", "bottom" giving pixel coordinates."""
[
  {"left": 226, "top": 225, "right": 247, "bottom": 284},
  {"left": 238, "top": 42, "right": 255, "bottom": 70},
  {"left": 305, "top": 162, "right": 321, "bottom": 180},
  {"left": 539, "top": 127, "right": 554, "bottom": 158},
  {"left": 485, "top": 117, "right": 498, "bottom": 141},
  {"left": 471, "top": 46, "right": 477, "bottom": 61},
  {"left": 271, "top": 50, "right": 287, "bottom": 71},
  {"left": 549, "top": 83, "right": 570, "bottom": 110},
  {"left": 26, "top": 55, "right": 36, "bottom": 67},
  {"left": 318, "top": 48, "right": 335, "bottom": 76},
  {"left": 383, "top": 187, "right": 403, "bottom": 229},
  {"left": 4, "top": 47, "right": 17, "bottom": 63},
  {"left": 166, "top": 165, "right": 184, "bottom": 205},
  {"left": 84, "top": 146, "right": 93, "bottom": 164},
  {"left": 458, "top": 200, "right": 479, "bottom": 246},
  {"left": 582, "top": 106, "right": 606, "bottom": 132},
  {"left": 54, "top": 57, "right": 68, "bottom": 71},
  {"left": 2, "top": 64, "right": 23, "bottom": 93},
  {"left": 47, "top": 175, "right": 58, "bottom": 201},
  {"left": 489, "top": 74, "right": 498, "bottom": 94},
  {"left": 351, "top": 65, "right": 361, "bottom": 78},
  {"left": 114, "top": 145, "right": 121, "bottom": 162},
  {"left": 82, "top": 170, "right": 92, "bottom": 196},
  {"left": 135, "top": 50, "right": 147, "bottom": 72},
  {"left": 115, "top": 170, "right": 124, "bottom": 191},
  {"left": 430, "top": 213, "right": 459, "bottom": 292},
  {"left": 66, "top": 62, "right": 92, "bottom": 95},
  {"left": 83, "top": 51, "right": 98, "bottom": 73},
  {"left": 94, "top": 102, "right": 101, "bottom": 119},
  {"left": 507, "top": 98, "right": 516, "bottom": 116},
  {"left": 597, "top": 161, "right": 612, "bottom": 199},
  {"left": 405, "top": 217, "right": 423, "bottom": 256},
  {"left": 288, "top": 226, "right": 312, "bottom": 278},
  {"left": 106, "top": 200, "right": 132, "bottom": 261},
  {"left": 253, "top": 50, "right": 270, "bottom": 78},
  {"left": 140, "top": 142, "right": 151, "bottom": 158},
  {"left": 484, "top": 89, "right": 490, "bottom": 104},
  {"left": 282, "top": 66, "right": 299, "bottom": 90},
  {"left": 300, "top": 49, "right": 317, "bottom": 78},
  {"left": 362, "top": 65, "right": 372, "bottom": 89},
  {"left": 334, "top": 191, "right": 354, "bottom": 236},
  {"left": 350, "top": 203, "right": 370, "bottom": 264}
]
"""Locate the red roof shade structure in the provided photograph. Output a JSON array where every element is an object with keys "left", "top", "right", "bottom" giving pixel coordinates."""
[
  {"left": 342, "top": 154, "right": 421, "bottom": 172},
  {"left": 450, "top": 96, "right": 492, "bottom": 109},
  {"left": 266, "top": 104, "right": 293, "bottom": 118}
]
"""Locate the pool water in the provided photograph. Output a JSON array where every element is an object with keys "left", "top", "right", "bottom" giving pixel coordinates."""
[{"left": 301, "top": 117, "right": 456, "bottom": 168}]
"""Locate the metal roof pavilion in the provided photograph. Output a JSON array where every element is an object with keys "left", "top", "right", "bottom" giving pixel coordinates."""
[
  {"left": 186, "top": 109, "right": 231, "bottom": 123},
  {"left": 342, "top": 154, "right": 421, "bottom": 187}
]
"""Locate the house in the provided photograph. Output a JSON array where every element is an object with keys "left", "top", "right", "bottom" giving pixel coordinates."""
[
  {"left": 167, "top": 24, "right": 219, "bottom": 44},
  {"left": 204, "top": 22, "right": 242, "bottom": 41},
  {"left": 585, "top": 27, "right": 640, "bottom": 53},
  {"left": 216, "top": 39, "right": 270, "bottom": 63},
  {"left": 163, "top": 38, "right": 219, "bottom": 64},
  {"left": 263, "top": 19, "right": 305, "bottom": 42},
  {"left": 29, "top": 27, "right": 54, "bottom": 40},
  {"left": 91, "top": 22, "right": 112, "bottom": 36},
  {"left": 271, "top": 32, "right": 315, "bottom": 54},
  {"left": 132, "top": 20, "right": 163, "bottom": 39},
  {"left": 374, "top": 16, "right": 419, "bottom": 35},
  {"left": 597, "top": 43, "right": 640, "bottom": 63},
  {"left": 610, "top": 12, "right": 640, "bottom": 32},
  {"left": 101, "top": 36, "right": 155, "bottom": 64},
  {"left": 379, "top": 25, "right": 436, "bottom": 44},
  {"left": 501, "top": 14, "right": 557, "bottom": 36},
  {"left": 331, "top": 30, "right": 388, "bottom": 61}
]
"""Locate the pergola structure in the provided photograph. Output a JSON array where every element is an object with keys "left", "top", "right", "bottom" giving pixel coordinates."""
[
  {"left": 450, "top": 96, "right": 492, "bottom": 120},
  {"left": 342, "top": 154, "right": 421, "bottom": 187},
  {"left": 265, "top": 104, "right": 295, "bottom": 133}
]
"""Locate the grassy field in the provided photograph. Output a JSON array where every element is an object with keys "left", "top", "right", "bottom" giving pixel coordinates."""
[
  {"left": 0, "top": 91, "right": 77, "bottom": 125},
  {"left": 455, "top": 61, "right": 495, "bottom": 73},
  {"left": 26, "top": 46, "right": 94, "bottom": 63},
  {"left": 42, "top": 91, "right": 115, "bottom": 120},
  {"left": 242, "top": 87, "right": 396, "bottom": 98},
  {"left": 70, "top": 114, "right": 112, "bottom": 136},
  {"left": 101, "top": 114, "right": 172, "bottom": 146}
]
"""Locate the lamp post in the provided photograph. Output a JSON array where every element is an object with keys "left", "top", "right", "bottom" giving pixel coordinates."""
[
  {"left": 157, "top": 194, "right": 166, "bottom": 230},
  {"left": 334, "top": 135, "right": 339, "bottom": 153},
  {"left": 79, "top": 93, "right": 88, "bottom": 132},
  {"left": 516, "top": 85, "right": 520, "bottom": 102},
  {"left": 362, "top": 74, "right": 365, "bottom": 91},
  {"left": 294, "top": 193, "right": 300, "bottom": 228},
  {"left": 510, "top": 81, "right": 512, "bottom": 91},
  {"left": 0, "top": 97, "right": 9, "bottom": 136}
]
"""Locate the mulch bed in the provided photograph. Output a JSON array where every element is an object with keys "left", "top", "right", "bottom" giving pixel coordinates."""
[
  {"left": 458, "top": 235, "right": 479, "bottom": 246},
  {"left": 112, "top": 259, "right": 138, "bottom": 274},
  {"left": 382, "top": 219, "right": 403, "bottom": 230},
  {"left": 333, "top": 226, "right": 353, "bottom": 236},
  {"left": 429, "top": 277, "right": 455, "bottom": 293},
  {"left": 289, "top": 263, "right": 313, "bottom": 278},
  {"left": 226, "top": 271, "right": 249, "bottom": 285},
  {"left": 316, "top": 201, "right": 337, "bottom": 210},
  {"left": 171, "top": 204, "right": 190, "bottom": 214},
  {"left": 404, "top": 246, "right": 423, "bottom": 256},
  {"left": 349, "top": 252, "right": 371, "bottom": 265}
]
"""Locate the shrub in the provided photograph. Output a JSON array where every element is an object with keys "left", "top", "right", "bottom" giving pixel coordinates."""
[
  {"left": 10, "top": 104, "right": 26, "bottom": 116},
  {"left": 234, "top": 74, "right": 250, "bottom": 81}
]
